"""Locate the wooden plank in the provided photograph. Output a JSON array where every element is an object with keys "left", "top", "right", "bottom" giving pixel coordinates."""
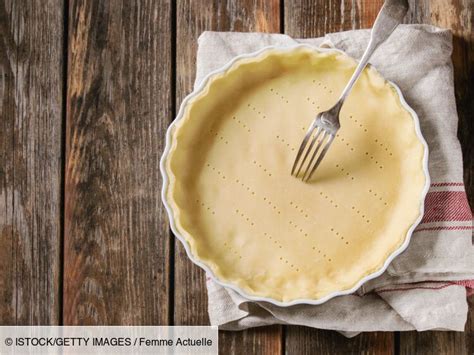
[
  {"left": 0, "top": 0, "right": 63, "bottom": 325},
  {"left": 284, "top": 0, "right": 385, "bottom": 38},
  {"left": 285, "top": 326, "right": 394, "bottom": 354},
  {"left": 400, "top": 0, "right": 473, "bottom": 352},
  {"left": 174, "top": 0, "right": 282, "bottom": 353},
  {"left": 63, "top": 0, "right": 172, "bottom": 325},
  {"left": 467, "top": 296, "right": 474, "bottom": 355},
  {"left": 284, "top": 1, "right": 394, "bottom": 353},
  {"left": 219, "top": 326, "right": 282, "bottom": 355}
]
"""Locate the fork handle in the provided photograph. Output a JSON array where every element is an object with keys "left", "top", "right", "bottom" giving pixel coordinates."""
[{"left": 336, "top": 0, "right": 408, "bottom": 106}]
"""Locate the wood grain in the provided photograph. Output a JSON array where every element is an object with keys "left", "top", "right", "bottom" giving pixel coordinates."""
[
  {"left": 0, "top": 0, "right": 63, "bottom": 325},
  {"left": 284, "top": 0, "right": 393, "bottom": 353},
  {"left": 285, "top": 326, "right": 394, "bottom": 355},
  {"left": 174, "top": 0, "right": 282, "bottom": 353},
  {"left": 467, "top": 296, "right": 474, "bottom": 355},
  {"left": 284, "top": 0, "right": 385, "bottom": 38},
  {"left": 63, "top": 0, "right": 172, "bottom": 325},
  {"left": 219, "top": 326, "right": 282, "bottom": 355}
]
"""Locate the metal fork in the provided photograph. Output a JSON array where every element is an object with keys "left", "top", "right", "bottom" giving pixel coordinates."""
[{"left": 291, "top": 0, "right": 409, "bottom": 182}]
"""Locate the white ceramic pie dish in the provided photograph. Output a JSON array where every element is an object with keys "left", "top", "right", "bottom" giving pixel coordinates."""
[{"left": 160, "top": 44, "right": 430, "bottom": 306}]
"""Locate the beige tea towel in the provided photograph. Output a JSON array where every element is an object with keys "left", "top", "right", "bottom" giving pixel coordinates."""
[{"left": 191, "top": 25, "right": 473, "bottom": 335}]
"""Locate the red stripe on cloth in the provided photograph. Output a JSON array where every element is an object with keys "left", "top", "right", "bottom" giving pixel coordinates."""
[
  {"left": 452, "top": 280, "right": 474, "bottom": 288},
  {"left": 421, "top": 191, "right": 472, "bottom": 223},
  {"left": 453, "top": 280, "right": 474, "bottom": 296},
  {"left": 377, "top": 283, "right": 455, "bottom": 293},
  {"left": 415, "top": 225, "right": 473, "bottom": 233},
  {"left": 431, "top": 182, "right": 465, "bottom": 187},
  {"left": 377, "top": 280, "right": 474, "bottom": 296}
]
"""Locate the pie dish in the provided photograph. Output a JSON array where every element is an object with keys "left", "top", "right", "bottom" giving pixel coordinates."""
[{"left": 161, "top": 45, "right": 430, "bottom": 305}]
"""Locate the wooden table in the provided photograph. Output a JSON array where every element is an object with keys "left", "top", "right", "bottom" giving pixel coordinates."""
[{"left": 1, "top": 0, "right": 472, "bottom": 353}]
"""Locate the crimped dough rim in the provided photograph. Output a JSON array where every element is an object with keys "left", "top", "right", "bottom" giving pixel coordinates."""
[{"left": 160, "top": 45, "right": 430, "bottom": 306}]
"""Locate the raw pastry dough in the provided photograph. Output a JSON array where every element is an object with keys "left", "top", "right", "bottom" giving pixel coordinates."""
[{"left": 164, "top": 47, "right": 427, "bottom": 302}]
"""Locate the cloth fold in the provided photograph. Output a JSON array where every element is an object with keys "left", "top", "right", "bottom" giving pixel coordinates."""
[{"left": 193, "top": 25, "right": 473, "bottom": 335}]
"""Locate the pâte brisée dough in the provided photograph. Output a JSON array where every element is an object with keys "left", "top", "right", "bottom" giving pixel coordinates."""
[{"left": 165, "top": 48, "right": 427, "bottom": 302}]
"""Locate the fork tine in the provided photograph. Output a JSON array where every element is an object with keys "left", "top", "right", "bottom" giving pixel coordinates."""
[
  {"left": 301, "top": 130, "right": 327, "bottom": 180},
  {"left": 294, "top": 127, "right": 323, "bottom": 177},
  {"left": 291, "top": 125, "right": 318, "bottom": 176},
  {"left": 303, "top": 134, "right": 335, "bottom": 182}
]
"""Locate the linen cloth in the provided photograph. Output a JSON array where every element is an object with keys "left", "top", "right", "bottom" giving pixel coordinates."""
[{"left": 192, "top": 25, "right": 474, "bottom": 335}]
